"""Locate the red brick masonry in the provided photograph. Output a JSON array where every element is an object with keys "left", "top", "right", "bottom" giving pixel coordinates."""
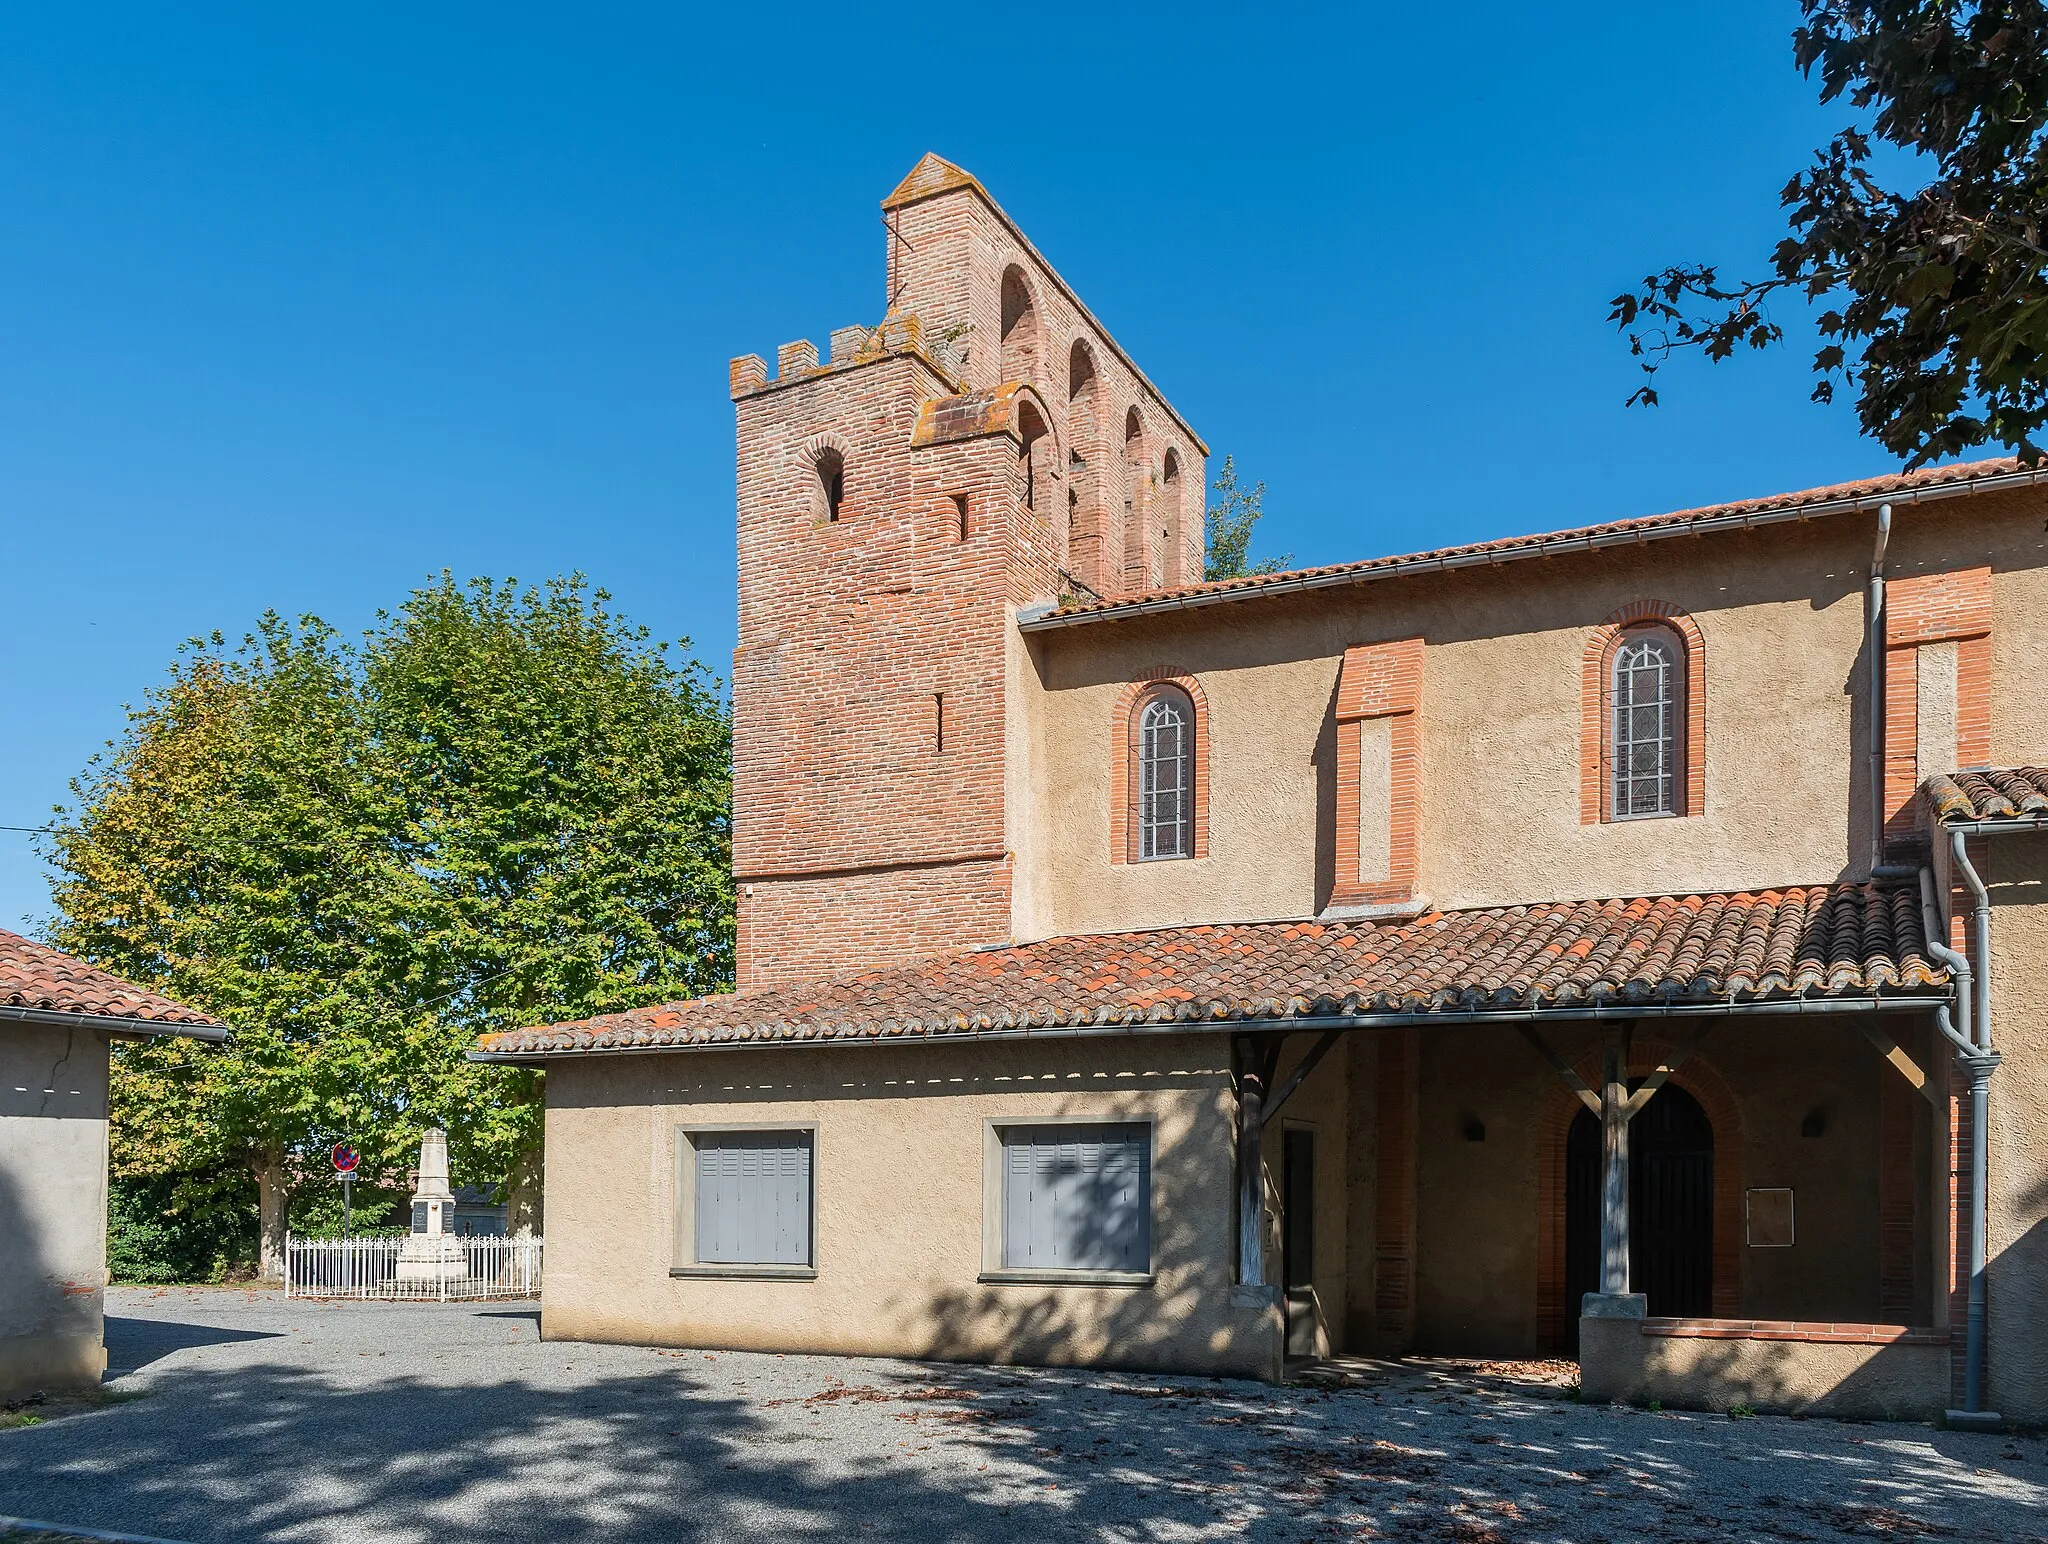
[
  {"left": 1640, "top": 1318, "right": 1948, "bottom": 1346},
  {"left": 1883, "top": 567, "right": 1992, "bottom": 846},
  {"left": 1332, "top": 638, "right": 1422, "bottom": 907}
]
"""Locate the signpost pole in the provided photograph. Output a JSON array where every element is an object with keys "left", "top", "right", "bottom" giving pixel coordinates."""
[{"left": 332, "top": 1143, "right": 360, "bottom": 1250}]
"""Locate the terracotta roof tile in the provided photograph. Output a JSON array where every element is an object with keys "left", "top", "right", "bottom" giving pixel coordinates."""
[
  {"left": 1923, "top": 767, "right": 2048, "bottom": 824},
  {"left": 0, "top": 928, "right": 227, "bottom": 1035},
  {"left": 1031, "top": 458, "right": 2039, "bottom": 625},
  {"left": 476, "top": 883, "right": 1944, "bottom": 1059}
]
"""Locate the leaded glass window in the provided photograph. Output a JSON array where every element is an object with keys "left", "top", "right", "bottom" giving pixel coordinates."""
[
  {"left": 1136, "top": 690, "right": 1194, "bottom": 859},
  {"left": 1611, "top": 628, "right": 1682, "bottom": 818}
]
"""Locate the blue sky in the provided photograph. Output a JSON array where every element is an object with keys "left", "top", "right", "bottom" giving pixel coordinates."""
[{"left": 1, "top": 4, "right": 1899, "bottom": 932}]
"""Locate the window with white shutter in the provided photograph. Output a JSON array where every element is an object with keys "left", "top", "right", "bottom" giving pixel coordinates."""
[
  {"left": 998, "top": 1123, "right": 1151, "bottom": 1274},
  {"left": 690, "top": 1130, "right": 813, "bottom": 1267}
]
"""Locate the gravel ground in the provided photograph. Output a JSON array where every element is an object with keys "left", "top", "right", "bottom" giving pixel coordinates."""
[{"left": 0, "top": 1287, "right": 2042, "bottom": 1543}]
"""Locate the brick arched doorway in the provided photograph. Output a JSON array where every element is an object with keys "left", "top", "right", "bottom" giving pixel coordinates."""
[
  {"left": 1536, "top": 1038, "right": 1742, "bottom": 1351},
  {"left": 1563, "top": 1083, "right": 1715, "bottom": 1348}
]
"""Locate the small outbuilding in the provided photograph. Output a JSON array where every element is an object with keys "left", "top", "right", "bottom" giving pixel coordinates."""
[{"left": 0, "top": 928, "right": 226, "bottom": 1395}]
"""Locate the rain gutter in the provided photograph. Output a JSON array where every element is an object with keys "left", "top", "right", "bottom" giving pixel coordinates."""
[
  {"left": 466, "top": 992, "right": 1943, "bottom": 1064},
  {"left": 0, "top": 1003, "right": 228, "bottom": 1043}
]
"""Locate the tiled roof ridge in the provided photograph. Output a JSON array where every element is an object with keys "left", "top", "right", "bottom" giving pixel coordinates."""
[
  {"left": 477, "top": 881, "right": 1945, "bottom": 1059},
  {"left": 0, "top": 926, "right": 225, "bottom": 1029},
  {"left": 1033, "top": 457, "right": 2035, "bottom": 624}
]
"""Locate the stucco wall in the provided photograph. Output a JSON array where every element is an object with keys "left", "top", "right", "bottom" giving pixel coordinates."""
[
  {"left": 0, "top": 1023, "right": 111, "bottom": 1396},
  {"left": 1015, "top": 489, "right": 2048, "bottom": 940},
  {"left": 1979, "top": 829, "right": 2048, "bottom": 1424},
  {"left": 1019, "top": 522, "right": 1869, "bottom": 936},
  {"left": 541, "top": 1034, "right": 1283, "bottom": 1379}
]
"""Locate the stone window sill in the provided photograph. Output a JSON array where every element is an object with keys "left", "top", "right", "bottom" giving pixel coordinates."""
[
  {"left": 976, "top": 1268, "right": 1154, "bottom": 1289},
  {"left": 670, "top": 1264, "right": 817, "bottom": 1281}
]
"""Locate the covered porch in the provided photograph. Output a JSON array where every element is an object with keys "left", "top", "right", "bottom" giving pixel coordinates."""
[{"left": 1234, "top": 896, "right": 1977, "bottom": 1421}]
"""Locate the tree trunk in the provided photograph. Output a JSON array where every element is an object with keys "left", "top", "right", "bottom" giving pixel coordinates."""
[
  {"left": 504, "top": 1143, "right": 545, "bottom": 1239},
  {"left": 255, "top": 1143, "right": 289, "bottom": 1280}
]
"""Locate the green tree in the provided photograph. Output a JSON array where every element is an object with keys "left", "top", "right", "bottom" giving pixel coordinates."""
[
  {"left": 1204, "top": 457, "right": 1292, "bottom": 581},
  {"left": 43, "top": 575, "right": 733, "bottom": 1276},
  {"left": 1612, "top": 0, "right": 2048, "bottom": 465}
]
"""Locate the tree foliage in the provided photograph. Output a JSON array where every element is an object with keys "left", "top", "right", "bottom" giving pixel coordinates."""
[
  {"left": 1612, "top": 0, "right": 2048, "bottom": 464},
  {"left": 43, "top": 575, "right": 733, "bottom": 1270},
  {"left": 1204, "top": 457, "right": 1292, "bottom": 581}
]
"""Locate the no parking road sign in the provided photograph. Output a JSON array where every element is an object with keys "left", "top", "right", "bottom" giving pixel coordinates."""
[{"left": 333, "top": 1143, "right": 360, "bottom": 1236}]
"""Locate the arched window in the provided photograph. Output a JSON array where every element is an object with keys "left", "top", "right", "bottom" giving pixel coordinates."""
[
  {"left": 813, "top": 445, "right": 845, "bottom": 523},
  {"left": 1160, "top": 449, "right": 1183, "bottom": 586},
  {"left": 1067, "top": 339, "right": 1096, "bottom": 402},
  {"left": 1016, "top": 399, "right": 1051, "bottom": 514},
  {"left": 1134, "top": 686, "right": 1195, "bottom": 860},
  {"left": 1000, "top": 266, "right": 1039, "bottom": 383},
  {"left": 1610, "top": 625, "right": 1684, "bottom": 818}
]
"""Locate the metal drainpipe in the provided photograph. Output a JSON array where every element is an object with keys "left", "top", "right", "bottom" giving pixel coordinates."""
[
  {"left": 1948, "top": 831, "right": 2002, "bottom": 1417},
  {"left": 1918, "top": 866, "right": 1972, "bottom": 1051},
  {"left": 1868, "top": 503, "right": 1892, "bottom": 872}
]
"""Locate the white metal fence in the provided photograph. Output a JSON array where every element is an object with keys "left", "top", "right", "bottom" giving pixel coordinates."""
[{"left": 283, "top": 1234, "right": 543, "bottom": 1301}]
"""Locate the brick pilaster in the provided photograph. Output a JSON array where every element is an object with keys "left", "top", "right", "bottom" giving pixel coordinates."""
[
  {"left": 1883, "top": 567, "right": 1992, "bottom": 848},
  {"left": 1332, "top": 638, "right": 1423, "bottom": 908}
]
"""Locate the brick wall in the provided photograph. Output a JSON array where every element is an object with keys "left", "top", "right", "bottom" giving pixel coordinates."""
[
  {"left": 730, "top": 157, "right": 1204, "bottom": 988},
  {"left": 885, "top": 156, "right": 1206, "bottom": 599},
  {"left": 1883, "top": 567, "right": 1992, "bottom": 850}
]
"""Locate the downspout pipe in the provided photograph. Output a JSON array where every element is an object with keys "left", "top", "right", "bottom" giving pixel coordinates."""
[
  {"left": 1952, "top": 830, "right": 1994, "bottom": 1054},
  {"left": 1927, "top": 844, "right": 2003, "bottom": 1426},
  {"left": 1868, "top": 503, "right": 1892, "bottom": 872},
  {"left": 1918, "top": 865, "right": 1971, "bottom": 1052}
]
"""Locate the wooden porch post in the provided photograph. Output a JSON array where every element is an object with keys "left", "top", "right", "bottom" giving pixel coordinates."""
[
  {"left": 1600, "top": 1022, "right": 1632, "bottom": 1295},
  {"left": 1235, "top": 1034, "right": 1283, "bottom": 1288}
]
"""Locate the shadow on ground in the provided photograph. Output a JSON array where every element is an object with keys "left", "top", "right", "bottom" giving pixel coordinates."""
[
  {"left": 3, "top": 1304, "right": 2042, "bottom": 1544},
  {"left": 103, "top": 1318, "right": 282, "bottom": 1377}
]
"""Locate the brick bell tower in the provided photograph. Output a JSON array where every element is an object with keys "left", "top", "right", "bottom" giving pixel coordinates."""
[{"left": 729, "top": 154, "right": 1205, "bottom": 989}]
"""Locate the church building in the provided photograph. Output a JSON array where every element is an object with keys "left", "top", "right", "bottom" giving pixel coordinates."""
[{"left": 474, "top": 154, "right": 2048, "bottom": 1425}]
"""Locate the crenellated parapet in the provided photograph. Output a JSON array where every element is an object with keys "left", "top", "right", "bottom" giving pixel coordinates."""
[{"left": 728, "top": 312, "right": 963, "bottom": 401}]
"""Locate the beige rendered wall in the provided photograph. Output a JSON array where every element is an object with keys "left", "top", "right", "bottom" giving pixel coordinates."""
[
  {"left": 1014, "top": 490, "right": 2048, "bottom": 941},
  {"left": 0, "top": 1023, "right": 111, "bottom": 1396},
  {"left": 540, "top": 1033, "right": 1284, "bottom": 1380},
  {"left": 1978, "top": 829, "right": 2048, "bottom": 1424}
]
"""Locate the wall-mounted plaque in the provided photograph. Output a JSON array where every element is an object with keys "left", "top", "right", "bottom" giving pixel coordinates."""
[{"left": 1746, "top": 1187, "right": 1795, "bottom": 1248}]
